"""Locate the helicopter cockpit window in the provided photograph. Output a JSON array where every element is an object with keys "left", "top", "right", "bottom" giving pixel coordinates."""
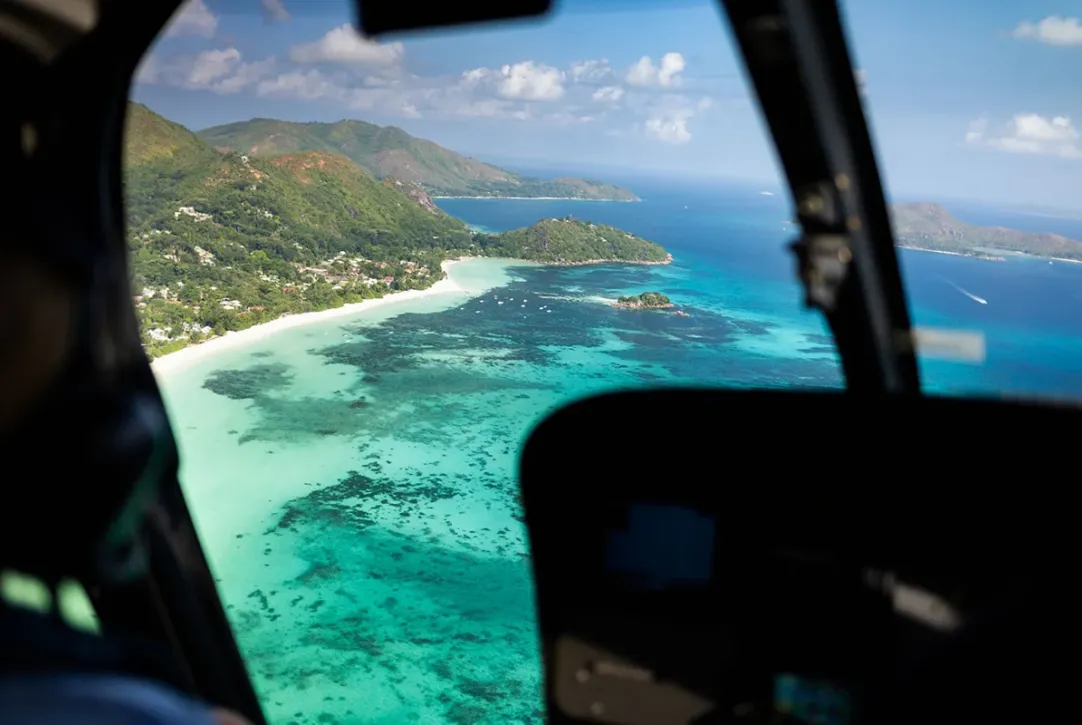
[{"left": 115, "top": 0, "right": 985, "bottom": 722}]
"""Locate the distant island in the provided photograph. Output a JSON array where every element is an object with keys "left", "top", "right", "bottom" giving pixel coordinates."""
[
  {"left": 123, "top": 103, "right": 666, "bottom": 358},
  {"left": 197, "top": 117, "right": 639, "bottom": 202},
  {"left": 891, "top": 203, "right": 1082, "bottom": 261},
  {"left": 614, "top": 292, "right": 674, "bottom": 309}
]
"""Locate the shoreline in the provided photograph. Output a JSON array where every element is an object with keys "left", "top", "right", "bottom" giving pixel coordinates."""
[
  {"left": 149, "top": 253, "right": 673, "bottom": 378},
  {"left": 432, "top": 195, "right": 639, "bottom": 202},
  {"left": 897, "top": 245, "right": 1005, "bottom": 261},
  {"left": 899, "top": 244, "right": 1082, "bottom": 264},
  {"left": 558, "top": 254, "right": 672, "bottom": 267},
  {"left": 151, "top": 259, "right": 471, "bottom": 378}
]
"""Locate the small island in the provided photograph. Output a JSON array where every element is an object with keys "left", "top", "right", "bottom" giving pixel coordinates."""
[
  {"left": 614, "top": 292, "right": 674, "bottom": 309},
  {"left": 474, "top": 217, "right": 670, "bottom": 265}
]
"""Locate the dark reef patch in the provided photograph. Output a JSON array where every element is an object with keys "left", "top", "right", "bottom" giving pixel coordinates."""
[
  {"left": 228, "top": 465, "right": 541, "bottom": 724},
  {"left": 201, "top": 263, "right": 840, "bottom": 447},
  {"left": 267, "top": 470, "right": 458, "bottom": 536},
  {"left": 203, "top": 363, "right": 295, "bottom": 400}
]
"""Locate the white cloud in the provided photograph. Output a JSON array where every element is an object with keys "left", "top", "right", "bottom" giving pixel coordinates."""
[
  {"left": 965, "top": 114, "right": 1080, "bottom": 158},
  {"left": 430, "top": 73, "right": 531, "bottom": 119},
  {"left": 644, "top": 111, "right": 693, "bottom": 143},
  {"left": 257, "top": 70, "right": 343, "bottom": 101},
  {"left": 635, "top": 93, "right": 712, "bottom": 144},
  {"left": 214, "top": 57, "right": 277, "bottom": 94},
  {"left": 571, "top": 59, "right": 613, "bottom": 84},
  {"left": 459, "top": 67, "right": 491, "bottom": 88},
  {"left": 254, "top": 66, "right": 521, "bottom": 120},
  {"left": 626, "top": 52, "right": 685, "bottom": 87},
  {"left": 136, "top": 48, "right": 275, "bottom": 94},
  {"left": 254, "top": 70, "right": 396, "bottom": 112},
  {"left": 497, "top": 61, "right": 565, "bottom": 101},
  {"left": 261, "top": 0, "right": 291, "bottom": 23},
  {"left": 139, "top": 40, "right": 711, "bottom": 139},
  {"left": 166, "top": 0, "right": 217, "bottom": 38},
  {"left": 142, "top": 46, "right": 571, "bottom": 121},
  {"left": 187, "top": 48, "right": 241, "bottom": 86},
  {"left": 592, "top": 86, "right": 624, "bottom": 103},
  {"left": 363, "top": 75, "right": 397, "bottom": 88},
  {"left": 290, "top": 24, "right": 404, "bottom": 66},
  {"left": 1013, "top": 16, "right": 1082, "bottom": 45}
]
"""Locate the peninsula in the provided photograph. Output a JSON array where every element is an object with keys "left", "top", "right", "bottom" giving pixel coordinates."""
[{"left": 891, "top": 203, "right": 1082, "bottom": 261}]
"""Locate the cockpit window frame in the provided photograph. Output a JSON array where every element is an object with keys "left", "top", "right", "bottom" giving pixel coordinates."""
[{"left": 718, "top": 0, "right": 921, "bottom": 394}]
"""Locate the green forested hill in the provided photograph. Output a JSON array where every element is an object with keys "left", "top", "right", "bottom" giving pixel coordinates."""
[
  {"left": 476, "top": 217, "right": 670, "bottom": 264},
  {"left": 123, "top": 104, "right": 667, "bottom": 358},
  {"left": 125, "top": 103, "right": 220, "bottom": 167},
  {"left": 198, "top": 117, "right": 640, "bottom": 201},
  {"left": 125, "top": 104, "right": 473, "bottom": 356}
]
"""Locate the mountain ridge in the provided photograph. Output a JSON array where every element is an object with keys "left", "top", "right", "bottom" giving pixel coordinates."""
[{"left": 197, "top": 116, "right": 640, "bottom": 201}]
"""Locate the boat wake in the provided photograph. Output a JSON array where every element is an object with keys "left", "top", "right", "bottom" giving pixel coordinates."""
[
  {"left": 587, "top": 295, "right": 619, "bottom": 305},
  {"left": 535, "top": 293, "right": 599, "bottom": 304},
  {"left": 945, "top": 280, "right": 987, "bottom": 305}
]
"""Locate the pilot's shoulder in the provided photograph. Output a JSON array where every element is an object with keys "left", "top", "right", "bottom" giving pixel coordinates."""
[{"left": 0, "top": 673, "right": 220, "bottom": 724}]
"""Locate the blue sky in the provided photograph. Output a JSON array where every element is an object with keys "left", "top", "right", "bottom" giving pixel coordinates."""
[{"left": 133, "top": 0, "right": 1082, "bottom": 210}]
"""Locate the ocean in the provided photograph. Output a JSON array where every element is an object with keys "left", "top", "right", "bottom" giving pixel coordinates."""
[{"left": 155, "top": 179, "right": 1082, "bottom": 724}]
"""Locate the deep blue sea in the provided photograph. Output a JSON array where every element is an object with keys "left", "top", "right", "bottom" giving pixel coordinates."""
[
  {"left": 157, "top": 178, "right": 1082, "bottom": 725},
  {"left": 441, "top": 180, "right": 1082, "bottom": 400}
]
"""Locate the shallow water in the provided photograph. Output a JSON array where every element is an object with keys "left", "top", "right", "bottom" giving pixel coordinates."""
[{"left": 159, "top": 254, "right": 838, "bottom": 723}]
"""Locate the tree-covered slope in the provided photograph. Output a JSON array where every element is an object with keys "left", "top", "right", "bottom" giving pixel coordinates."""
[
  {"left": 128, "top": 150, "right": 472, "bottom": 263},
  {"left": 125, "top": 102, "right": 220, "bottom": 167},
  {"left": 198, "top": 117, "right": 640, "bottom": 201},
  {"left": 125, "top": 105, "right": 471, "bottom": 355}
]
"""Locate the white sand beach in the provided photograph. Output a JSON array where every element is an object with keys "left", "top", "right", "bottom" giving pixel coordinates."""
[{"left": 152, "top": 259, "right": 473, "bottom": 378}]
